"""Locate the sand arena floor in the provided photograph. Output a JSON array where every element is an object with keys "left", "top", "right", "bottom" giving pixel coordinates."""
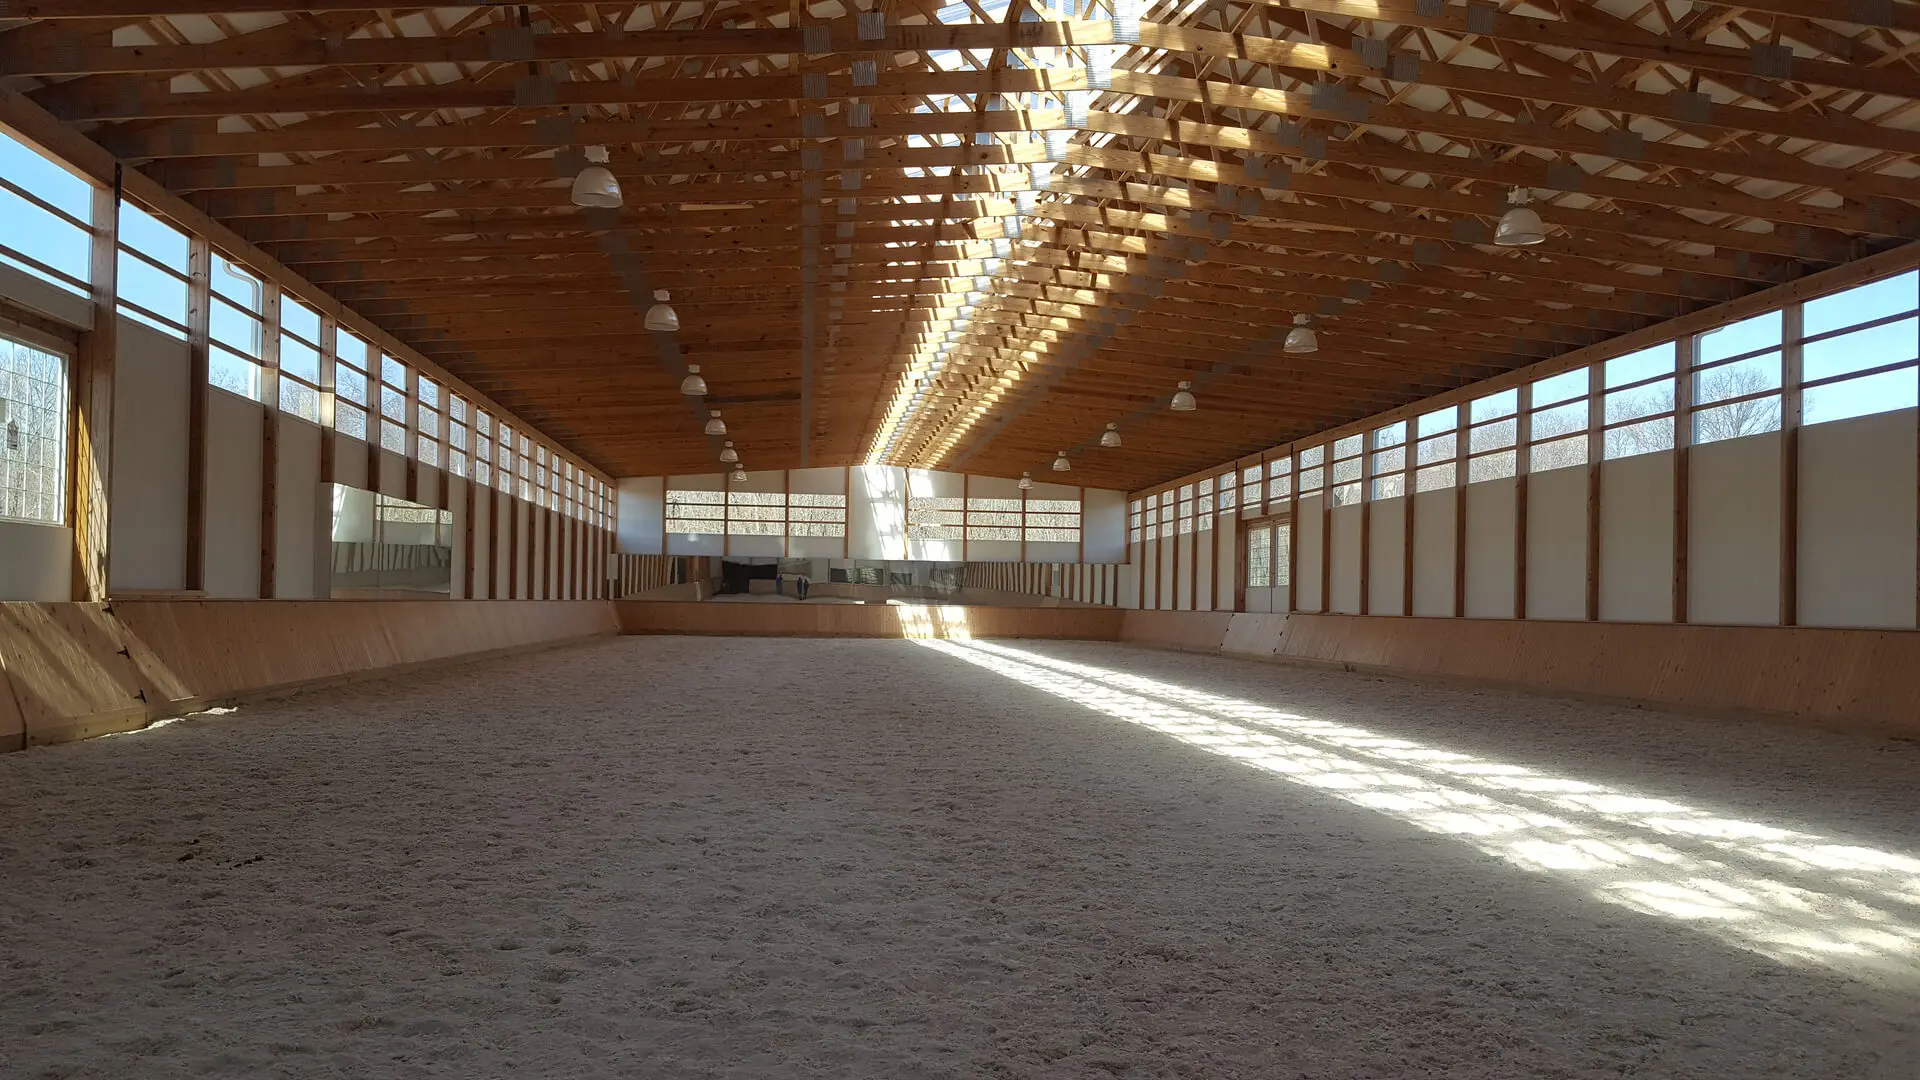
[{"left": 3, "top": 635, "right": 1916, "bottom": 1078}]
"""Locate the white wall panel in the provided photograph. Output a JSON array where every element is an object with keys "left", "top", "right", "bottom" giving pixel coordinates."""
[
  {"left": 447, "top": 478, "right": 468, "bottom": 599},
  {"left": 1120, "top": 539, "right": 1140, "bottom": 608},
  {"left": 616, "top": 475, "right": 665, "bottom": 555},
  {"left": 377, "top": 447, "right": 406, "bottom": 497},
  {"left": 1194, "top": 524, "right": 1214, "bottom": 610},
  {"left": 331, "top": 432, "right": 367, "bottom": 489},
  {"left": 274, "top": 415, "right": 325, "bottom": 598},
  {"left": 1081, "top": 487, "right": 1127, "bottom": 563},
  {"left": 1366, "top": 498, "right": 1406, "bottom": 615},
  {"left": 0, "top": 521, "right": 71, "bottom": 600},
  {"left": 1296, "top": 495, "right": 1324, "bottom": 611},
  {"left": 1600, "top": 451, "right": 1674, "bottom": 622},
  {"left": 1157, "top": 534, "right": 1176, "bottom": 608},
  {"left": 849, "top": 465, "right": 906, "bottom": 560},
  {"left": 204, "top": 390, "right": 263, "bottom": 598},
  {"left": 1328, "top": 503, "right": 1362, "bottom": 613},
  {"left": 1526, "top": 466, "right": 1588, "bottom": 621},
  {"left": 1799, "top": 410, "right": 1917, "bottom": 628},
  {"left": 108, "top": 318, "right": 189, "bottom": 591},
  {"left": 1689, "top": 432, "right": 1781, "bottom": 625},
  {"left": 1463, "top": 478, "right": 1516, "bottom": 618}
]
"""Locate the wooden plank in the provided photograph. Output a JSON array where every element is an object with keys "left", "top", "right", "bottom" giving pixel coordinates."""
[{"left": 70, "top": 176, "right": 119, "bottom": 601}]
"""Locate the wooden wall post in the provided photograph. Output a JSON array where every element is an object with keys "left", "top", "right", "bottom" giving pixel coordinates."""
[
  {"left": 184, "top": 235, "right": 211, "bottom": 593},
  {"left": 1674, "top": 331, "right": 1696, "bottom": 623},
  {"left": 70, "top": 172, "right": 120, "bottom": 601},
  {"left": 1585, "top": 362, "right": 1606, "bottom": 621},
  {"left": 1453, "top": 417, "right": 1468, "bottom": 618},
  {"left": 258, "top": 279, "right": 282, "bottom": 598},
  {"left": 1514, "top": 380, "right": 1532, "bottom": 620},
  {"left": 1781, "top": 301, "right": 1804, "bottom": 626}
]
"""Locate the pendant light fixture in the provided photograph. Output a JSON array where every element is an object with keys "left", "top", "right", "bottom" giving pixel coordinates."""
[
  {"left": 730, "top": 464, "right": 747, "bottom": 483},
  {"left": 704, "top": 410, "right": 727, "bottom": 436},
  {"left": 1019, "top": 471, "right": 1033, "bottom": 490},
  {"left": 1169, "top": 381, "right": 1197, "bottom": 412},
  {"left": 679, "top": 363, "right": 707, "bottom": 396},
  {"left": 1100, "top": 422, "right": 1122, "bottom": 447},
  {"left": 570, "top": 145, "right": 622, "bottom": 208},
  {"left": 719, "top": 441, "right": 738, "bottom": 464},
  {"left": 1284, "top": 314, "right": 1319, "bottom": 355},
  {"left": 645, "top": 289, "right": 680, "bottom": 332},
  {"left": 1495, "top": 187, "right": 1547, "bottom": 247},
  {"left": 1052, "top": 450, "right": 1071, "bottom": 472}
]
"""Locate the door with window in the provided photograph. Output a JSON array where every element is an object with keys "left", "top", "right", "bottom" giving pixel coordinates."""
[{"left": 1239, "top": 515, "right": 1292, "bottom": 612}]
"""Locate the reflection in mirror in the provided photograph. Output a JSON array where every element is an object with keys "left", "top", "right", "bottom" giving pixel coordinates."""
[{"left": 328, "top": 484, "right": 452, "bottom": 599}]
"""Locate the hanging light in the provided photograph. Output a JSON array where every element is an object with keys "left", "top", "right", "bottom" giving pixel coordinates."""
[
  {"left": 1169, "top": 381, "right": 1197, "bottom": 412},
  {"left": 1052, "top": 450, "right": 1071, "bottom": 472},
  {"left": 1285, "top": 314, "right": 1319, "bottom": 355},
  {"left": 1100, "top": 422, "right": 1123, "bottom": 447},
  {"left": 645, "top": 289, "right": 680, "bottom": 332},
  {"left": 719, "top": 440, "right": 738, "bottom": 464},
  {"left": 679, "top": 363, "right": 707, "bottom": 396},
  {"left": 570, "top": 145, "right": 622, "bottom": 208},
  {"left": 1019, "top": 471, "right": 1033, "bottom": 490},
  {"left": 1495, "top": 187, "right": 1547, "bottom": 247},
  {"left": 730, "top": 464, "right": 748, "bottom": 483},
  {"left": 704, "top": 410, "right": 726, "bottom": 436}
]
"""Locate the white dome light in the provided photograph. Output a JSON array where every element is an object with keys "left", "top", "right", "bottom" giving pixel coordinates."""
[
  {"left": 1495, "top": 187, "right": 1547, "bottom": 247},
  {"left": 730, "top": 465, "right": 747, "bottom": 483},
  {"left": 718, "top": 441, "right": 738, "bottom": 464},
  {"left": 704, "top": 410, "right": 726, "bottom": 436},
  {"left": 570, "top": 145, "right": 622, "bottom": 208},
  {"left": 1284, "top": 314, "right": 1319, "bottom": 355},
  {"left": 645, "top": 289, "right": 680, "bottom": 332},
  {"left": 1052, "top": 450, "right": 1071, "bottom": 472},
  {"left": 1019, "top": 471, "right": 1033, "bottom": 490},
  {"left": 1169, "top": 381, "right": 1197, "bottom": 412},
  {"left": 1100, "top": 422, "right": 1122, "bottom": 447},
  {"left": 680, "top": 363, "right": 708, "bottom": 396}
]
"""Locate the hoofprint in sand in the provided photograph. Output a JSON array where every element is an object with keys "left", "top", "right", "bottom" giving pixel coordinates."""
[{"left": 3, "top": 636, "right": 1916, "bottom": 1078}]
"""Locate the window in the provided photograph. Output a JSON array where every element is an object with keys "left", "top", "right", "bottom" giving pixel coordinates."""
[
  {"left": 1266, "top": 456, "right": 1292, "bottom": 511},
  {"left": 278, "top": 294, "right": 322, "bottom": 423},
  {"left": 209, "top": 256, "right": 264, "bottom": 402},
  {"left": 1799, "top": 271, "right": 1919, "bottom": 427},
  {"left": 966, "top": 496, "right": 1021, "bottom": 541},
  {"left": 1467, "top": 389, "right": 1518, "bottom": 481},
  {"left": 1218, "top": 469, "right": 1237, "bottom": 511},
  {"left": 0, "top": 333, "right": 67, "bottom": 524},
  {"left": 907, "top": 495, "right": 963, "bottom": 539},
  {"left": 1329, "top": 435, "right": 1364, "bottom": 505},
  {"left": 1197, "top": 476, "right": 1213, "bottom": 531},
  {"left": 1297, "top": 445, "right": 1325, "bottom": 497},
  {"left": 1691, "top": 311, "right": 1782, "bottom": 445},
  {"left": 791, "top": 492, "right": 847, "bottom": 537},
  {"left": 1129, "top": 497, "right": 1143, "bottom": 543},
  {"left": 726, "top": 490, "right": 785, "bottom": 535},
  {"left": 1415, "top": 405, "right": 1457, "bottom": 491},
  {"left": 1603, "top": 344, "right": 1676, "bottom": 459},
  {"left": 380, "top": 355, "right": 408, "bottom": 454},
  {"left": 1177, "top": 483, "right": 1194, "bottom": 534},
  {"left": 448, "top": 396, "right": 469, "bottom": 478},
  {"left": 1240, "top": 464, "right": 1262, "bottom": 511},
  {"left": 473, "top": 411, "right": 493, "bottom": 486},
  {"left": 0, "top": 127, "right": 93, "bottom": 296},
  {"left": 417, "top": 376, "right": 441, "bottom": 467},
  {"left": 1246, "top": 525, "right": 1271, "bottom": 588},
  {"left": 116, "top": 202, "right": 190, "bottom": 337},
  {"left": 334, "top": 329, "right": 371, "bottom": 440},
  {"left": 1026, "top": 498, "right": 1081, "bottom": 543},
  {"left": 1529, "top": 368, "right": 1589, "bottom": 472},
  {"left": 1370, "top": 422, "right": 1407, "bottom": 499},
  {"left": 666, "top": 488, "right": 725, "bottom": 534}
]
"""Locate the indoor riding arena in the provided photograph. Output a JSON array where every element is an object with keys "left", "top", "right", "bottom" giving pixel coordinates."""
[{"left": 2, "top": 2, "right": 1918, "bottom": 1077}]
